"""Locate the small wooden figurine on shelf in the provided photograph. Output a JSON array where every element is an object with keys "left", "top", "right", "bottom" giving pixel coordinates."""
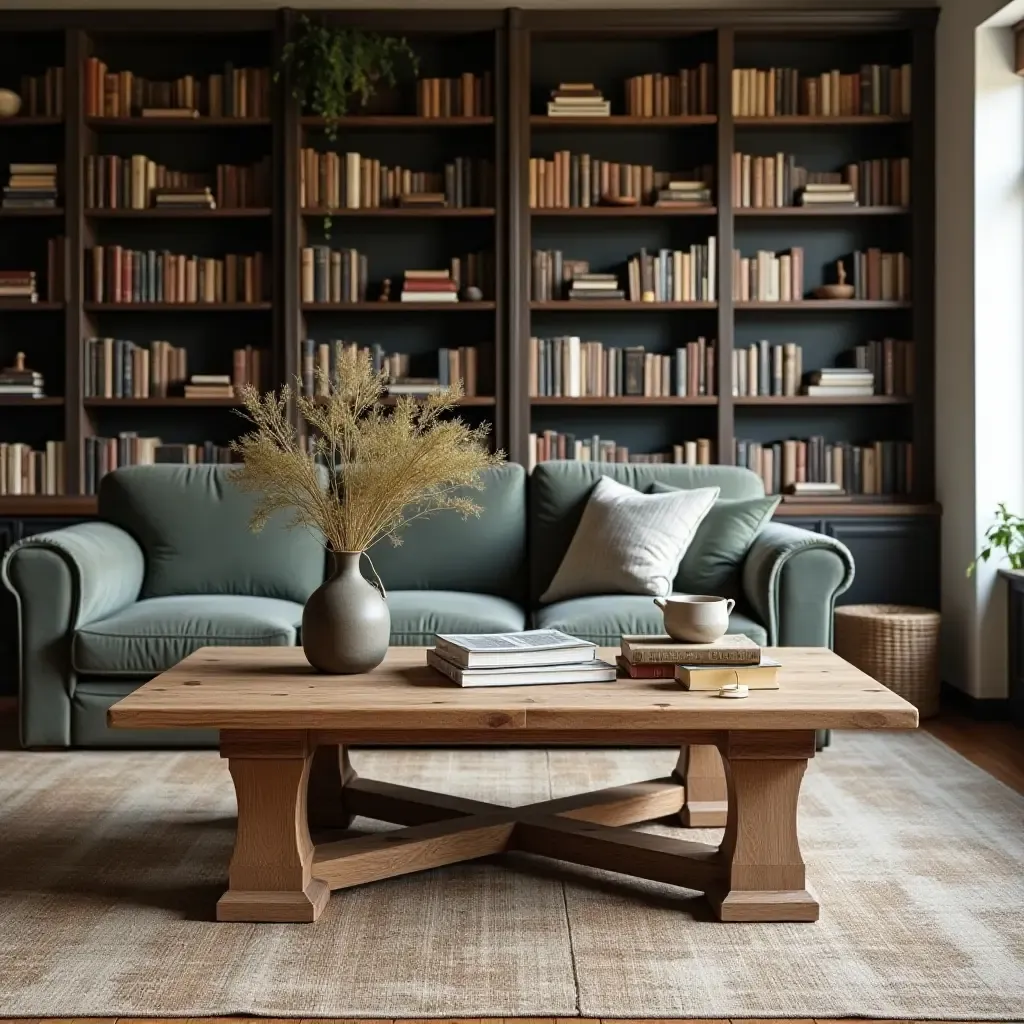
[
  {"left": 378, "top": 278, "right": 392, "bottom": 302},
  {"left": 814, "top": 259, "right": 855, "bottom": 300}
]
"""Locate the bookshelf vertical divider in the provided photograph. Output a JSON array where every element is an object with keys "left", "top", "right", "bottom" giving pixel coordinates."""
[{"left": 715, "top": 27, "right": 735, "bottom": 464}]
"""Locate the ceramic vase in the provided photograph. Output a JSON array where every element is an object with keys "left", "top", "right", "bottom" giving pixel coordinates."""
[
  {"left": 0, "top": 90, "right": 22, "bottom": 118},
  {"left": 302, "top": 550, "right": 390, "bottom": 674}
]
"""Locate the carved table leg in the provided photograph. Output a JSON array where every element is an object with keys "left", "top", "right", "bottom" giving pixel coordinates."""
[
  {"left": 308, "top": 744, "right": 357, "bottom": 829},
  {"left": 217, "top": 730, "right": 329, "bottom": 923},
  {"left": 674, "top": 743, "right": 728, "bottom": 827},
  {"left": 708, "top": 730, "right": 819, "bottom": 923}
]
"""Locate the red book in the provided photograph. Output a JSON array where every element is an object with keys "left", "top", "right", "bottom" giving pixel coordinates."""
[
  {"left": 404, "top": 279, "right": 457, "bottom": 292},
  {"left": 615, "top": 655, "right": 675, "bottom": 680}
]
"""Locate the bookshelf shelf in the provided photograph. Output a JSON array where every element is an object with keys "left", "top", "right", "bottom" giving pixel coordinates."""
[
  {"left": 531, "top": 206, "right": 717, "bottom": 218},
  {"left": 83, "top": 397, "right": 243, "bottom": 408},
  {"left": 530, "top": 115, "right": 717, "bottom": 128},
  {"left": 0, "top": 208, "right": 65, "bottom": 218},
  {"left": 734, "top": 206, "right": 909, "bottom": 218},
  {"left": 85, "top": 116, "right": 272, "bottom": 130},
  {"left": 0, "top": 397, "right": 64, "bottom": 407},
  {"left": 530, "top": 301, "right": 718, "bottom": 311},
  {"left": 0, "top": 302, "right": 64, "bottom": 312},
  {"left": 734, "top": 395, "right": 912, "bottom": 406},
  {"left": 301, "top": 207, "right": 495, "bottom": 218},
  {"left": 382, "top": 395, "right": 495, "bottom": 407},
  {"left": 301, "top": 302, "right": 496, "bottom": 312},
  {"left": 301, "top": 115, "right": 494, "bottom": 128},
  {"left": 82, "top": 303, "right": 272, "bottom": 312},
  {"left": 0, "top": 496, "right": 97, "bottom": 516},
  {"left": 0, "top": 117, "right": 63, "bottom": 128},
  {"left": 531, "top": 396, "right": 718, "bottom": 407},
  {"left": 86, "top": 208, "right": 272, "bottom": 219},
  {"left": 734, "top": 301, "right": 912, "bottom": 311},
  {"left": 734, "top": 115, "right": 911, "bottom": 127},
  {"left": 778, "top": 502, "right": 941, "bottom": 518}
]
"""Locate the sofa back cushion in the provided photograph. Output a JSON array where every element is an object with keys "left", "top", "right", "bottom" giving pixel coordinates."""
[
  {"left": 529, "top": 461, "right": 765, "bottom": 605},
  {"left": 366, "top": 463, "right": 528, "bottom": 602},
  {"left": 99, "top": 464, "right": 325, "bottom": 603}
]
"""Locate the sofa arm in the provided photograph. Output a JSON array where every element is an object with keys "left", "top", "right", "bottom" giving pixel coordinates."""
[
  {"left": 741, "top": 522, "right": 855, "bottom": 647},
  {"left": 2, "top": 522, "right": 145, "bottom": 747}
]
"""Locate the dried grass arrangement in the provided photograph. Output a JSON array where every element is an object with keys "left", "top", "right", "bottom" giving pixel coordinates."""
[{"left": 229, "top": 347, "right": 504, "bottom": 555}]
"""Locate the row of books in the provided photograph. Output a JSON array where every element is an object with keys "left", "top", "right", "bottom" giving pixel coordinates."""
[
  {"left": 299, "top": 340, "right": 482, "bottom": 397},
  {"left": 530, "top": 244, "right": 717, "bottom": 303},
  {"left": 731, "top": 154, "right": 911, "bottom": 209},
  {"left": 528, "top": 155, "right": 711, "bottom": 209},
  {"left": 731, "top": 64, "right": 912, "bottom": 118},
  {"left": 84, "top": 436, "right": 236, "bottom": 494},
  {"left": 84, "top": 155, "right": 271, "bottom": 210},
  {"left": 733, "top": 247, "right": 805, "bottom": 303},
  {"left": 735, "top": 437, "right": 913, "bottom": 497},
  {"left": 0, "top": 442, "right": 65, "bottom": 496},
  {"left": 623, "top": 67, "right": 715, "bottom": 117},
  {"left": 731, "top": 340, "right": 913, "bottom": 397},
  {"left": 83, "top": 338, "right": 267, "bottom": 398},
  {"left": 299, "top": 151, "right": 494, "bottom": 210},
  {"left": 528, "top": 337, "right": 716, "bottom": 398},
  {"left": 415, "top": 73, "right": 493, "bottom": 118},
  {"left": 83, "top": 59, "right": 270, "bottom": 118},
  {"left": 4, "top": 163, "right": 59, "bottom": 210},
  {"left": 20, "top": 67, "right": 64, "bottom": 117},
  {"left": 86, "top": 248, "right": 267, "bottom": 305},
  {"left": 528, "top": 433, "right": 714, "bottom": 470}
]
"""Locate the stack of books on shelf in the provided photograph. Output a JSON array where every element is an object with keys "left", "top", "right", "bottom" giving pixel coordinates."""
[
  {"left": 628, "top": 242, "right": 718, "bottom": 302},
  {"left": 733, "top": 341, "right": 803, "bottom": 397},
  {"left": 528, "top": 433, "right": 713, "bottom": 469},
  {"left": 0, "top": 270, "right": 38, "bottom": 303},
  {"left": 426, "top": 630, "right": 614, "bottom": 688},
  {"left": 84, "top": 436, "right": 235, "bottom": 493},
  {"left": 19, "top": 67, "right": 64, "bottom": 117},
  {"left": 855, "top": 339, "right": 914, "bottom": 395},
  {"left": 184, "top": 374, "right": 235, "bottom": 399},
  {"left": 402, "top": 269, "right": 458, "bottom": 303},
  {"left": 415, "top": 73, "right": 493, "bottom": 117},
  {"left": 735, "top": 436, "right": 913, "bottom": 498},
  {"left": 84, "top": 155, "right": 270, "bottom": 210},
  {"left": 232, "top": 345, "right": 266, "bottom": 391},
  {"left": 618, "top": 634, "right": 779, "bottom": 689},
  {"left": 803, "top": 367, "right": 875, "bottom": 397},
  {"left": 567, "top": 272, "right": 622, "bottom": 302},
  {"left": 731, "top": 64, "right": 912, "bottom": 117},
  {"left": 152, "top": 186, "right": 216, "bottom": 210},
  {"left": 0, "top": 441, "right": 65, "bottom": 496},
  {"left": 3, "top": 163, "right": 58, "bottom": 209},
  {"left": 300, "top": 247, "right": 369, "bottom": 304},
  {"left": 529, "top": 337, "right": 715, "bottom": 398},
  {"left": 624, "top": 66, "right": 715, "bottom": 117},
  {"left": 299, "top": 151, "right": 494, "bottom": 209},
  {"left": 398, "top": 192, "right": 447, "bottom": 209},
  {"left": 848, "top": 250, "right": 911, "bottom": 300},
  {"left": 732, "top": 247, "right": 804, "bottom": 302},
  {"left": 654, "top": 179, "right": 713, "bottom": 208},
  {"left": 84, "top": 59, "right": 271, "bottom": 118},
  {"left": 799, "top": 182, "right": 857, "bottom": 207},
  {"left": 527, "top": 154, "right": 711, "bottom": 209},
  {"left": 0, "top": 354, "right": 44, "bottom": 399},
  {"left": 546, "top": 83, "right": 610, "bottom": 118},
  {"left": 732, "top": 153, "right": 910, "bottom": 209},
  {"left": 86, "top": 248, "right": 266, "bottom": 304},
  {"left": 85, "top": 338, "right": 190, "bottom": 398}
]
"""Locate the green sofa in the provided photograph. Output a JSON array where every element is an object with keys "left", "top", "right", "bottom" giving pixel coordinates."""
[{"left": 2, "top": 461, "right": 854, "bottom": 749}]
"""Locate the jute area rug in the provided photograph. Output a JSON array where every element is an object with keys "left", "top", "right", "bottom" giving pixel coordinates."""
[{"left": 0, "top": 731, "right": 1022, "bottom": 1020}]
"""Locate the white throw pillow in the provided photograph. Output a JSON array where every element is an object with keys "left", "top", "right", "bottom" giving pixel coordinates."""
[{"left": 541, "top": 476, "right": 720, "bottom": 603}]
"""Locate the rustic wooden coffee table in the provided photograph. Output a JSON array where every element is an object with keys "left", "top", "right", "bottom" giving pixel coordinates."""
[{"left": 109, "top": 645, "right": 917, "bottom": 924}]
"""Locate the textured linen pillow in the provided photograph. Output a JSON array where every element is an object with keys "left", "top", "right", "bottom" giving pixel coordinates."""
[
  {"left": 649, "top": 481, "right": 780, "bottom": 595},
  {"left": 541, "top": 476, "right": 720, "bottom": 603}
]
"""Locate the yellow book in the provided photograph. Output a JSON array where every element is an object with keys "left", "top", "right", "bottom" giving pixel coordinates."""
[{"left": 675, "top": 658, "right": 781, "bottom": 691}]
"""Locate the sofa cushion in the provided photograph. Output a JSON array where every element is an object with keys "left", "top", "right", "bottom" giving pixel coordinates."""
[
  {"left": 529, "top": 461, "right": 765, "bottom": 604},
  {"left": 388, "top": 590, "right": 526, "bottom": 646},
  {"left": 541, "top": 476, "right": 719, "bottom": 603},
  {"left": 366, "top": 464, "right": 528, "bottom": 603},
  {"left": 99, "top": 464, "right": 325, "bottom": 604},
  {"left": 649, "top": 483, "right": 781, "bottom": 597},
  {"left": 533, "top": 595, "right": 768, "bottom": 647},
  {"left": 73, "top": 595, "right": 303, "bottom": 676}
]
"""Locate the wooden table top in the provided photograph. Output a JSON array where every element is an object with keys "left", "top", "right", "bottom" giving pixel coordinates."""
[{"left": 107, "top": 645, "right": 919, "bottom": 737}]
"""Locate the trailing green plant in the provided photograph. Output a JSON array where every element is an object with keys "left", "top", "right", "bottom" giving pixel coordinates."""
[
  {"left": 967, "top": 503, "right": 1024, "bottom": 575},
  {"left": 279, "top": 17, "right": 418, "bottom": 141}
]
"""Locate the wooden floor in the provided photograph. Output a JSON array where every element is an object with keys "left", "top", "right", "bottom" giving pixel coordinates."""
[{"left": 1, "top": 708, "right": 1020, "bottom": 1024}]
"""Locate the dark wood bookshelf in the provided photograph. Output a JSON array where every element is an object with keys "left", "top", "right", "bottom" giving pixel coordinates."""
[
  {"left": 531, "top": 206, "right": 718, "bottom": 217},
  {"left": 734, "top": 115, "right": 912, "bottom": 127},
  {"left": 734, "top": 301, "right": 912, "bottom": 310},
  {"left": 86, "top": 208, "right": 273, "bottom": 219},
  {"left": 82, "top": 303, "right": 273, "bottom": 312},
  {"left": 0, "top": 116, "right": 63, "bottom": 127},
  {"left": 0, "top": 397, "right": 64, "bottom": 407},
  {"left": 301, "top": 207, "right": 495, "bottom": 218},
  {"left": 83, "top": 397, "right": 243, "bottom": 407},
  {"left": 301, "top": 302, "right": 497, "bottom": 312},
  {"left": 530, "top": 115, "right": 717, "bottom": 128},
  {"left": 530, "top": 301, "right": 718, "bottom": 311},
  {"left": 85, "top": 116, "right": 272, "bottom": 130},
  {"left": 531, "top": 396, "right": 718, "bottom": 407},
  {"left": 0, "top": 496, "right": 97, "bottom": 516},
  {"left": 301, "top": 115, "right": 494, "bottom": 128},
  {"left": 734, "top": 395, "right": 912, "bottom": 406},
  {"left": 0, "top": 208, "right": 64, "bottom": 218},
  {"left": 0, "top": 302, "right": 64, "bottom": 311},
  {"left": 733, "top": 207, "right": 909, "bottom": 218}
]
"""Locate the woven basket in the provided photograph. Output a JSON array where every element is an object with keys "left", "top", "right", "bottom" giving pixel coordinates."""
[{"left": 834, "top": 604, "right": 941, "bottom": 718}]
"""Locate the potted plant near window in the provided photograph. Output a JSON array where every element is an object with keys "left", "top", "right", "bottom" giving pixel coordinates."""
[
  {"left": 230, "top": 350, "right": 502, "bottom": 675},
  {"left": 969, "top": 503, "right": 1024, "bottom": 724}
]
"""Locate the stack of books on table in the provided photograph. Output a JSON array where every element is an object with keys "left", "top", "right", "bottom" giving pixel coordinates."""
[
  {"left": 655, "top": 180, "right": 712, "bottom": 208},
  {"left": 427, "top": 629, "right": 616, "bottom": 687},
  {"left": 803, "top": 366, "right": 875, "bottom": 397},
  {"left": 547, "top": 83, "right": 610, "bottom": 118},
  {"left": 183, "top": 373, "right": 235, "bottom": 399},
  {"left": 3, "top": 163, "right": 59, "bottom": 209},
  {"left": 568, "top": 272, "right": 624, "bottom": 301},
  {"left": 153, "top": 186, "right": 216, "bottom": 210},
  {"left": 618, "top": 633, "right": 780, "bottom": 689},
  {"left": 798, "top": 182, "right": 857, "bottom": 207},
  {"left": 401, "top": 269, "right": 459, "bottom": 303}
]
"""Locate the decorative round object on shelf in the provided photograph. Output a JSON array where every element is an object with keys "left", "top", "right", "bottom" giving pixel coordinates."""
[
  {"left": 464, "top": 285, "right": 483, "bottom": 302},
  {"left": 834, "top": 604, "right": 941, "bottom": 718},
  {"left": 814, "top": 257, "right": 855, "bottom": 300},
  {"left": 0, "top": 90, "right": 22, "bottom": 118}
]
